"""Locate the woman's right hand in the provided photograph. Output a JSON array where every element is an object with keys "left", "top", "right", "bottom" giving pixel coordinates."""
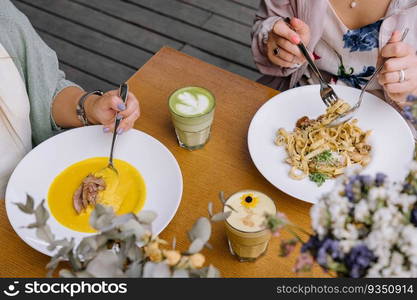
[{"left": 267, "top": 17, "right": 311, "bottom": 68}]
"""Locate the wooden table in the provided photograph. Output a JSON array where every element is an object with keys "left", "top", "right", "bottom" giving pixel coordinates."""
[{"left": 0, "top": 47, "right": 326, "bottom": 277}]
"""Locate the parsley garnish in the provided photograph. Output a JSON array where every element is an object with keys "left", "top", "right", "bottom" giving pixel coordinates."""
[
  {"left": 314, "top": 150, "right": 333, "bottom": 163},
  {"left": 309, "top": 172, "right": 329, "bottom": 186}
]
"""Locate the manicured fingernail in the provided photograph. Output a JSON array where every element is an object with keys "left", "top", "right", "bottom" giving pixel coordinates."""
[
  {"left": 118, "top": 103, "right": 126, "bottom": 111},
  {"left": 291, "top": 35, "right": 300, "bottom": 44},
  {"left": 117, "top": 128, "right": 124, "bottom": 135},
  {"left": 103, "top": 127, "right": 110, "bottom": 133},
  {"left": 116, "top": 114, "right": 123, "bottom": 120}
]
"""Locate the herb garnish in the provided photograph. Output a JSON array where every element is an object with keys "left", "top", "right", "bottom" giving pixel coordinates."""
[
  {"left": 309, "top": 172, "right": 329, "bottom": 186},
  {"left": 314, "top": 150, "right": 333, "bottom": 163}
]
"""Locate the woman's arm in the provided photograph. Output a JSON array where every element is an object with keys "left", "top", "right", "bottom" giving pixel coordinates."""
[
  {"left": 52, "top": 86, "right": 140, "bottom": 134},
  {"left": 2, "top": 1, "right": 139, "bottom": 141}
]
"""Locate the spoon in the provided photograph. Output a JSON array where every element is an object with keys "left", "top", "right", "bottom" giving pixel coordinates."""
[
  {"left": 100, "top": 83, "right": 129, "bottom": 176},
  {"left": 329, "top": 28, "right": 410, "bottom": 127}
]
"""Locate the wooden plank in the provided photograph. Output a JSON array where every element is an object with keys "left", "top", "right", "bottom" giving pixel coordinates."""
[
  {"left": 15, "top": 0, "right": 183, "bottom": 52},
  {"left": 60, "top": 63, "right": 117, "bottom": 91},
  {"left": 203, "top": 14, "right": 251, "bottom": 46},
  {"left": 39, "top": 32, "right": 135, "bottom": 85},
  {"left": 125, "top": 0, "right": 212, "bottom": 26},
  {"left": 72, "top": 0, "right": 256, "bottom": 69},
  {"left": 232, "top": 0, "right": 260, "bottom": 10},
  {"left": 179, "top": 0, "right": 256, "bottom": 26},
  {"left": 181, "top": 45, "right": 260, "bottom": 81},
  {"left": 14, "top": 1, "right": 152, "bottom": 69},
  {"left": 128, "top": 0, "right": 251, "bottom": 46}
]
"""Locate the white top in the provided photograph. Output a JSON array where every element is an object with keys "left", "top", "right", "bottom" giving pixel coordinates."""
[
  {"left": 0, "top": 43, "right": 32, "bottom": 198},
  {"left": 312, "top": 3, "right": 382, "bottom": 92}
]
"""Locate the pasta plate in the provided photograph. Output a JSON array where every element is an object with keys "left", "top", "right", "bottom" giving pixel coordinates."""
[{"left": 248, "top": 85, "right": 414, "bottom": 203}]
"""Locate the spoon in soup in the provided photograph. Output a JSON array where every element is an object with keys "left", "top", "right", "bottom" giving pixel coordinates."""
[
  {"left": 329, "top": 28, "right": 409, "bottom": 127},
  {"left": 99, "top": 83, "right": 129, "bottom": 176},
  {"left": 73, "top": 83, "right": 128, "bottom": 214}
]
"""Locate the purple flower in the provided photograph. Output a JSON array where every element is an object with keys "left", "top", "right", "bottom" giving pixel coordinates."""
[
  {"left": 316, "top": 238, "right": 343, "bottom": 267},
  {"left": 407, "top": 95, "right": 417, "bottom": 102},
  {"left": 302, "top": 236, "right": 343, "bottom": 270},
  {"left": 345, "top": 245, "right": 375, "bottom": 278},
  {"left": 301, "top": 235, "right": 321, "bottom": 253},
  {"left": 375, "top": 173, "right": 387, "bottom": 187},
  {"left": 294, "top": 253, "right": 314, "bottom": 273},
  {"left": 411, "top": 206, "right": 417, "bottom": 227}
]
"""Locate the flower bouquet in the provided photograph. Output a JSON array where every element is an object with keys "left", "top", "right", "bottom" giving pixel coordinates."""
[{"left": 268, "top": 166, "right": 417, "bottom": 278}]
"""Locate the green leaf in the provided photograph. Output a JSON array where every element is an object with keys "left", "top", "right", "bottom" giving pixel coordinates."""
[
  {"left": 211, "top": 211, "right": 232, "bottom": 222},
  {"left": 85, "top": 250, "right": 124, "bottom": 278},
  {"left": 207, "top": 202, "right": 213, "bottom": 217},
  {"left": 119, "top": 219, "right": 146, "bottom": 241},
  {"left": 206, "top": 265, "right": 221, "bottom": 278},
  {"left": 125, "top": 261, "right": 142, "bottom": 278},
  {"left": 36, "top": 225, "right": 55, "bottom": 244},
  {"left": 314, "top": 150, "right": 333, "bottom": 163},
  {"left": 89, "top": 204, "right": 115, "bottom": 230},
  {"left": 14, "top": 195, "right": 34, "bottom": 214},
  {"left": 59, "top": 269, "right": 75, "bottom": 278},
  {"left": 187, "top": 238, "right": 205, "bottom": 254},
  {"left": 137, "top": 211, "right": 157, "bottom": 224},
  {"left": 143, "top": 262, "right": 171, "bottom": 278},
  {"left": 188, "top": 217, "right": 211, "bottom": 243},
  {"left": 218, "top": 191, "right": 226, "bottom": 204},
  {"left": 172, "top": 269, "right": 189, "bottom": 278},
  {"left": 34, "top": 200, "right": 49, "bottom": 226},
  {"left": 309, "top": 172, "right": 329, "bottom": 187}
]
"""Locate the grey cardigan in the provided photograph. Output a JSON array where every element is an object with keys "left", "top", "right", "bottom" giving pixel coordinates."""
[{"left": 0, "top": 0, "right": 78, "bottom": 145}]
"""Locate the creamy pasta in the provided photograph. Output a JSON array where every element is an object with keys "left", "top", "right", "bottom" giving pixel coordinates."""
[{"left": 275, "top": 100, "right": 372, "bottom": 186}]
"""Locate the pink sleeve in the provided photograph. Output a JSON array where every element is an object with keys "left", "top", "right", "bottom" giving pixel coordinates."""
[{"left": 251, "top": 0, "right": 298, "bottom": 77}]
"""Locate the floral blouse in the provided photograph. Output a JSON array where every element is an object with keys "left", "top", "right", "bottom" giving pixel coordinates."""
[{"left": 307, "top": 4, "right": 382, "bottom": 92}]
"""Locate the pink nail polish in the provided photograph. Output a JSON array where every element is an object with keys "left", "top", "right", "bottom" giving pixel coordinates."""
[
  {"left": 291, "top": 35, "right": 301, "bottom": 44},
  {"left": 103, "top": 127, "right": 110, "bottom": 133}
]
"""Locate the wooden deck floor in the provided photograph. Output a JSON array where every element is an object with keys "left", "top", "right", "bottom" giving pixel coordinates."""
[{"left": 12, "top": 0, "right": 262, "bottom": 91}]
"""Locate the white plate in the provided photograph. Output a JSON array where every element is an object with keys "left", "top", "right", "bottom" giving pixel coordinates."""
[
  {"left": 248, "top": 85, "right": 414, "bottom": 203},
  {"left": 5, "top": 126, "right": 183, "bottom": 256}
]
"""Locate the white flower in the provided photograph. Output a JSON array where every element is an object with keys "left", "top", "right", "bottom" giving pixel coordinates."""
[
  {"left": 354, "top": 200, "right": 370, "bottom": 222},
  {"left": 310, "top": 200, "right": 328, "bottom": 238},
  {"left": 313, "top": 170, "right": 417, "bottom": 278}
]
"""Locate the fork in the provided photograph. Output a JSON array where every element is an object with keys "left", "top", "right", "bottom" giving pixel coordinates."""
[
  {"left": 329, "top": 28, "right": 410, "bottom": 127},
  {"left": 284, "top": 17, "right": 339, "bottom": 107}
]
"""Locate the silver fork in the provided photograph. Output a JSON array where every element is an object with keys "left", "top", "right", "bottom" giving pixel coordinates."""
[
  {"left": 284, "top": 17, "right": 338, "bottom": 107},
  {"left": 329, "top": 28, "right": 410, "bottom": 127}
]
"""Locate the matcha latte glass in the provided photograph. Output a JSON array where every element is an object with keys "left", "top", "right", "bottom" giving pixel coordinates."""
[{"left": 168, "top": 86, "right": 216, "bottom": 150}]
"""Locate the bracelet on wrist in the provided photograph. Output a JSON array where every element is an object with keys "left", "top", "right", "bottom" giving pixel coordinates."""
[{"left": 76, "top": 90, "right": 103, "bottom": 126}]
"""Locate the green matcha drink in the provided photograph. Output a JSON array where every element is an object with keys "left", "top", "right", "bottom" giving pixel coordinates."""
[{"left": 168, "top": 86, "right": 216, "bottom": 150}]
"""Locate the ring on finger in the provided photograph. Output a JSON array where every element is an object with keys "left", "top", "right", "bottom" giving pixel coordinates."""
[
  {"left": 273, "top": 47, "right": 280, "bottom": 56},
  {"left": 398, "top": 69, "right": 406, "bottom": 83}
]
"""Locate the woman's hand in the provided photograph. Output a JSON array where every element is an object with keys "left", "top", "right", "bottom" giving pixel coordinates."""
[
  {"left": 267, "top": 17, "right": 311, "bottom": 68},
  {"left": 379, "top": 31, "right": 417, "bottom": 104},
  {"left": 85, "top": 89, "right": 140, "bottom": 134}
]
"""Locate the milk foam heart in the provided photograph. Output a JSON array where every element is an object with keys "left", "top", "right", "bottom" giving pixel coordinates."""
[{"left": 175, "top": 92, "right": 210, "bottom": 116}]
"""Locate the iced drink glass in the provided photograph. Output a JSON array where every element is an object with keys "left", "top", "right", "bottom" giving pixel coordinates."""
[
  {"left": 168, "top": 86, "right": 216, "bottom": 150},
  {"left": 224, "top": 190, "right": 276, "bottom": 262}
]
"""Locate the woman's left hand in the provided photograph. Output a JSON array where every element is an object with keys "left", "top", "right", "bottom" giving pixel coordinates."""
[
  {"left": 86, "top": 89, "right": 140, "bottom": 134},
  {"left": 379, "top": 31, "right": 417, "bottom": 105}
]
